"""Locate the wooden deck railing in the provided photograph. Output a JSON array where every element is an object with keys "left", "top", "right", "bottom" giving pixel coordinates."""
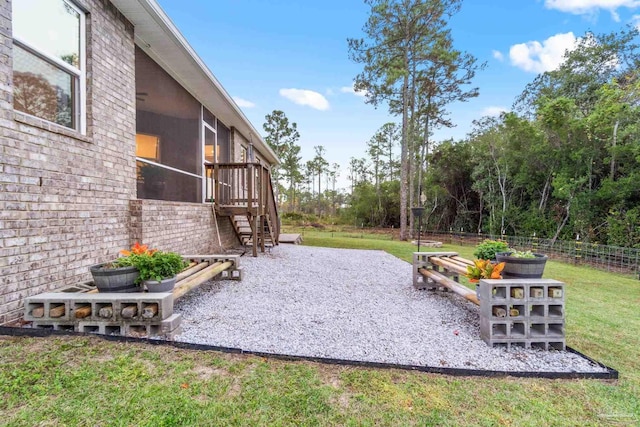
[{"left": 204, "top": 162, "right": 279, "bottom": 237}]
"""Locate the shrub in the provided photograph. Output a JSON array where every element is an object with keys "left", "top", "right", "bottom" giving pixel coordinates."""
[
  {"left": 473, "top": 239, "right": 509, "bottom": 260},
  {"left": 135, "top": 251, "right": 188, "bottom": 282},
  {"left": 113, "top": 243, "right": 187, "bottom": 282}
]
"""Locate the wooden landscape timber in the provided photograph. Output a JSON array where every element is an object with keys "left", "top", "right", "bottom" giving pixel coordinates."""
[
  {"left": 31, "top": 307, "right": 44, "bottom": 318},
  {"left": 98, "top": 306, "right": 113, "bottom": 318},
  {"left": 74, "top": 306, "right": 92, "bottom": 319},
  {"left": 49, "top": 305, "right": 66, "bottom": 318},
  {"left": 428, "top": 256, "right": 468, "bottom": 275},
  {"left": 142, "top": 304, "right": 158, "bottom": 319},
  {"left": 121, "top": 305, "right": 138, "bottom": 318},
  {"left": 173, "top": 261, "right": 234, "bottom": 300},
  {"left": 451, "top": 256, "right": 474, "bottom": 266},
  {"left": 176, "top": 261, "right": 209, "bottom": 281},
  {"left": 418, "top": 267, "right": 480, "bottom": 306}
]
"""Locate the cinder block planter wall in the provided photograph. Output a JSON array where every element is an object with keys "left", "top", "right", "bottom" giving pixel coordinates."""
[{"left": 479, "top": 279, "right": 565, "bottom": 350}]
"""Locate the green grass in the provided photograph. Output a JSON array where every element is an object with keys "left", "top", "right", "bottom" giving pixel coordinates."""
[{"left": 1, "top": 228, "right": 639, "bottom": 426}]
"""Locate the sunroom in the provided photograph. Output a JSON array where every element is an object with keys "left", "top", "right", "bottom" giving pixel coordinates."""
[{"left": 117, "top": 0, "right": 280, "bottom": 255}]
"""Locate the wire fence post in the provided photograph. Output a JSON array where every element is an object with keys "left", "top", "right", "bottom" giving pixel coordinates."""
[{"left": 574, "top": 234, "right": 582, "bottom": 265}]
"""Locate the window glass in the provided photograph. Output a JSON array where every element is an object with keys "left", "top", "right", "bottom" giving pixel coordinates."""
[
  {"left": 13, "top": 44, "right": 75, "bottom": 128},
  {"left": 13, "top": 0, "right": 81, "bottom": 68}
]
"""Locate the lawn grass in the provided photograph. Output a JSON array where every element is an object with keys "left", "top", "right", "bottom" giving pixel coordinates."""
[{"left": 1, "top": 228, "right": 638, "bottom": 426}]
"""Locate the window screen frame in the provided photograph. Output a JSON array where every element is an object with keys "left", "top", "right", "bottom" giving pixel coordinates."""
[{"left": 12, "top": 0, "right": 86, "bottom": 134}]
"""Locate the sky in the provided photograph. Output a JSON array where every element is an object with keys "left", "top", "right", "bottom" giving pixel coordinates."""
[{"left": 156, "top": 0, "right": 640, "bottom": 190}]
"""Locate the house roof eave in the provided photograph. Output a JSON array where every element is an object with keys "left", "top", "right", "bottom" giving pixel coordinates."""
[{"left": 110, "top": 0, "right": 280, "bottom": 165}]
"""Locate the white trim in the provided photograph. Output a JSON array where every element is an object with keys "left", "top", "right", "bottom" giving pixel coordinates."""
[
  {"left": 12, "top": 0, "right": 86, "bottom": 134},
  {"left": 77, "top": 3, "right": 86, "bottom": 134},
  {"left": 136, "top": 157, "right": 203, "bottom": 180},
  {"left": 202, "top": 120, "right": 217, "bottom": 203},
  {"left": 13, "top": 37, "right": 81, "bottom": 77}
]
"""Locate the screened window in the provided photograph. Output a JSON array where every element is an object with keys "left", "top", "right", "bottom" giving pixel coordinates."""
[
  {"left": 217, "top": 123, "right": 231, "bottom": 163},
  {"left": 12, "top": 0, "right": 85, "bottom": 132},
  {"left": 135, "top": 47, "right": 202, "bottom": 202}
]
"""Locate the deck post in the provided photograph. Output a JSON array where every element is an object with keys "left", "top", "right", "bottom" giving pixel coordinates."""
[
  {"left": 213, "top": 164, "right": 219, "bottom": 203},
  {"left": 252, "top": 214, "right": 259, "bottom": 257}
]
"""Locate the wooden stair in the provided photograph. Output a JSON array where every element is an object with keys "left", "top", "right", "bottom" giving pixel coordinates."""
[
  {"left": 231, "top": 214, "right": 278, "bottom": 252},
  {"left": 206, "top": 162, "right": 280, "bottom": 257}
]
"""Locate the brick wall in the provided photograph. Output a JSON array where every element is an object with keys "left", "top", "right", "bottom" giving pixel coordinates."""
[
  {"left": 231, "top": 128, "right": 248, "bottom": 163},
  {"left": 129, "top": 200, "right": 239, "bottom": 255},
  {"left": 0, "top": 0, "right": 136, "bottom": 324}
]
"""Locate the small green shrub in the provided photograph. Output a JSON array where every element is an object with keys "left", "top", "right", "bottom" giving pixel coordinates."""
[
  {"left": 473, "top": 239, "right": 509, "bottom": 260},
  {"left": 113, "top": 244, "right": 187, "bottom": 283},
  {"left": 134, "top": 251, "right": 188, "bottom": 282}
]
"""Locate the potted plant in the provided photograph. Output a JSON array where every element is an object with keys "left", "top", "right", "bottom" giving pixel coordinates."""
[
  {"left": 473, "top": 239, "right": 509, "bottom": 261},
  {"left": 495, "top": 250, "right": 548, "bottom": 279},
  {"left": 89, "top": 242, "right": 153, "bottom": 293},
  {"left": 465, "top": 259, "right": 505, "bottom": 298},
  {"left": 132, "top": 250, "right": 188, "bottom": 293},
  {"left": 465, "top": 259, "right": 506, "bottom": 283}
]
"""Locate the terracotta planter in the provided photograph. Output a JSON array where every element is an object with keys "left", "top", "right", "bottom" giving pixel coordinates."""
[
  {"left": 90, "top": 264, "right": 142, "bottom": 293},
  {"left": 495, "top": 253, "right": 548, "bottom": 279},
  {"left": 144, "top": 276, "right": 177, "bottom": 293}
]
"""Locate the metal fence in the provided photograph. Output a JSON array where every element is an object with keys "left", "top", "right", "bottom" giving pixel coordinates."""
[{"left": 423, "top": 231, "right": 640, "bottom": 278}]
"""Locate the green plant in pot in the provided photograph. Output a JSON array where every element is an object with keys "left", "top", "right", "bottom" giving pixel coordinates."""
[
  {"left": 473, "top": 239, "right": 509, "bottom": 261},
  {"left": 89, "top": 242, "right": 154, "bottom": 293},
  {"left": 495, "top": 250, "right": 548, "bottom": 279},
  {"left": 131, "top": 250, "right": 188, "bottom": 293}
]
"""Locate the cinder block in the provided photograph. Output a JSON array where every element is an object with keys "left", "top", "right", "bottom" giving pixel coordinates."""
[
  {"left": 25, "top": 299, "right": 72, "bottom": 322},
  {"left": 159, "top": 313, "right": 182, "bottom": 333},
  {"left": 160, "top": 325, "right": 182, "bottom": 341},
  {"left": 77, "top": 321, "right": 121, "bottom": 335},
  {"left": 32, "top": 322, "right": 76, "bottom": 332},
  {"left": 229, "top": 266, "right": 243, "bottom": 281},
  {"left": 480, "top": 279, "right": 565, "bottom": 351},
  {"left": 183, "top": 254, "right": 240, "bottom": 268}
]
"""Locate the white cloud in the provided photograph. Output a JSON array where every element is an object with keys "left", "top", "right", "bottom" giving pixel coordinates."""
[
  {"left": 545, "top": 0, "right": 640, "bottom": 21},
  {"left": 492, "top": 50, "right": 504, "bottom": 61},
  {"left": 481, "top": 106, "right": 508, "bottom": 117},
  {"left": 509, "top": 32, "right": 578, "bottom": 73},
  {"left": 232, "top": 96, "right": 256, "bottom": 108},
  {"left": 340, "top": 84, "right": 368, "bottom": 97},
  {"left": 279, "top": 88, "right": 330, "bottom": 110}
]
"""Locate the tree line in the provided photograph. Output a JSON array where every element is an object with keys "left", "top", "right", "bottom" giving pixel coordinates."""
[
  {"left": 262, "top": 0, "right": 640, "bottom": 249},
  {"left": 344, "top": 25, "right": 640, "bottom": 248}
]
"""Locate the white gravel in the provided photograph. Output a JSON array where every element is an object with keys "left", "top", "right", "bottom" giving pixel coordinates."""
[{"left": 175, "top": 245, "right": 607, "bottom": 373}]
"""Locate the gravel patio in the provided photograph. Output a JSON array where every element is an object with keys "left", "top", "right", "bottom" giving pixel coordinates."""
[{"left": 174, "top": 245, "right": 607, "bottom": 373}]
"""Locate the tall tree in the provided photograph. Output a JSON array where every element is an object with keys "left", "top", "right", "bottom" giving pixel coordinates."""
[
  {"left": 348, "top": 0, "right": 475, "bottom": 240},
  {"left": 263, "top": 110, "right": 301, "bottom": 207},
  {"left": 378, "top": 122, "right": 400, "bottom": 181},
  {"left": 311, "top": 146, "right": 330, "bottom": 216}
]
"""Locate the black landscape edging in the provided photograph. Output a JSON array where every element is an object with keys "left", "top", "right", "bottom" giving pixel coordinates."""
[{"left": 0, "top": 326, "right": 618, "bottom": 380}]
